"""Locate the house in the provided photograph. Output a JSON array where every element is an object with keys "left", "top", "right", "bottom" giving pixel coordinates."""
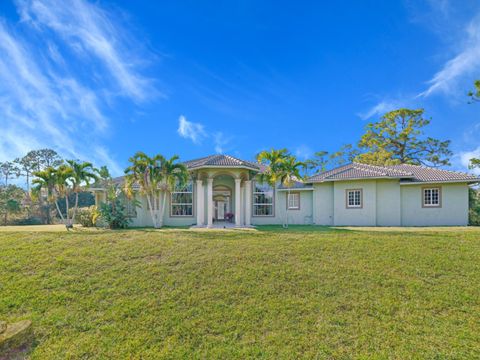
[{"left": 93, "top": 154, "right": 480, "bottom": 227}]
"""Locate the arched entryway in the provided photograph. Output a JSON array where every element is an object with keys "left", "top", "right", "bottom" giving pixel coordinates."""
[{"left": 213, "top": 185, "right": 232, "bottom": 222}]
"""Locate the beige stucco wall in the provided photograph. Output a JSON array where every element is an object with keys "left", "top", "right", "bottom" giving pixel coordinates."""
[
  {"left": 250, "top": 189, "right": 313, "bottom": 225},
  {"left": 376, "top": 180, "right": 401, "bottom": 226},
  {"left": 333, "top": 180, "right": 377, "bottom": 226},
  {"left": 310, "top": 179, "right": 470, "bottom": 227},
  {"left": 312, "top": 182, "right": 334, "bottom": 225},
  {"left": 400, "top": 183, "right": 469, "bottom": 226}
]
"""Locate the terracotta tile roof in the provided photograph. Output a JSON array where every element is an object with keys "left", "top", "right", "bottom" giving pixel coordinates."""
[
  {"left": 388, "top": 164, "right": 480, "bottom": 183},
  {"left": 183, "top": 154, "right": 260, "bottom": 170},
  {"left": 308, "top": 162, "right": 480, "bottom": 183}
]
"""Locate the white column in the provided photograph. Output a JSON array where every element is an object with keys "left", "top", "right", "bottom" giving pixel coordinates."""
[
  {"left": 245, "top": 180, "right": 251, "bottom": 226},
  {"left": 235, "top": 178, "right": 241, "bottom": 227},
  {"left": 196, "top": 179, "right": 204, "bottom": 226},
  {"left": 207, "top": 178, "right": 213, "bottom": 228}
]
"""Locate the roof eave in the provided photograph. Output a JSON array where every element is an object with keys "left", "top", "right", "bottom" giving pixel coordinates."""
[
  {"left": 400, "top": 179, "right": 480, "bottom": 185},
  {"left": 188, "top": 165, "right": 260, "bottom": 171},
  {"left": 308, "top": 176, "right": 414, "bottom": 183}
]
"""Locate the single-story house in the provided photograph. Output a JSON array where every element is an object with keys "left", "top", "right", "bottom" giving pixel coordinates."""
[{"left": 93, "top": 154, "right": 480, "bottom": 227}]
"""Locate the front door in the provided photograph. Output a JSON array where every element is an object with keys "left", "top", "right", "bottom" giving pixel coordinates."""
[{"left": 216, "top": 201, "right": 225, "bottom": 220}]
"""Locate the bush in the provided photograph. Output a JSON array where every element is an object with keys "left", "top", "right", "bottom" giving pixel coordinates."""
[
  {"left": 469, "top": 188, "right": 480, "bottom": 226},
  {"left": 11, "top": 217, "right": 44, "bottom": 226},
  {"left": 75, "top": 206, "right": 100, "bottom": 227},
  {"left": 98, "top": 200, "right": 130, "bottom": 229}
]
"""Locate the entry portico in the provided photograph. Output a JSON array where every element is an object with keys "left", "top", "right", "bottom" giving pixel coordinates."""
[{"left": 184, "top": 155, "right": 259, "bottom": 227}]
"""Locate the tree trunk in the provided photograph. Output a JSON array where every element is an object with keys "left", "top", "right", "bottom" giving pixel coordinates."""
[
  {"left": 54, "top": 200, "right": 65, "bottom": 223},
  {"left": 159, "top": 192, "right": 167, "bottom": 228},
  {"left": 284, "top": 189, "right": 290, "bottom": 229},
  {"left": 65, "top": 195, "right": 71, "bottom": 229},
  {"left": 146, "top": 194, "right": 157, "bottom": 228},
  {"left": 71, "top": 191, "right": 79, "bottom": 226},
  {"left": 3, "top": 211, "right": 7, "bottom": 226}
]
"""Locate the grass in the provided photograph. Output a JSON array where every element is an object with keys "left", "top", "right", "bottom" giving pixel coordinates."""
[{"left": 1, "top": 226, "right": 479, "bottom": 358}]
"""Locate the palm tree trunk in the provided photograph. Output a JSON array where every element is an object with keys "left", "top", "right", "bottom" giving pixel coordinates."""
[
  {"left": 146, "top": 193, "right": 157, "bottom": 228},
  {"left": 71, "top": 191, "right": 79, "bottom": 226},
  {"left": 159, "top": 191, "right": 168, "bottom": 228},
  {"left": 54, "top": 200, "right": 65, "bottom": 222},
  {"left": 285, "top": 188, "right": 290, "bottom": 228},
  {"left": 65, "top": 195, "right": 70, "bottom": 229}
]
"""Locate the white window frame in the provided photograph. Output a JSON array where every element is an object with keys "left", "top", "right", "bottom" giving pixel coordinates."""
[
  {"left": 346, "top": 189, "right": 362, "bottom": 208},
  {"left": 171, "top": 181, "right": 194, "bottom": 217},
  {"left": 287, "top": 192, "right": 300, "bottom": 210},
  {"left": 253, "top": 182, "right": 274, "bottom": 217},
  {"left": 423, "top": 187, "right": 441, "bottom": 207}
]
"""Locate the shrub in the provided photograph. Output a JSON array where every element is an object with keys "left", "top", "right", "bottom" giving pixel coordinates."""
[
  {"left": 75, "top": 206, "right": 100, "bottom": 227},
  {"left": 469, "top": 188, "right": 480, "bottom": 226},
  {"left": 98, "top": 200, "right": 130, "bottom": 229},
  {"left": 11, "top": 217, "right": 43, "bottom": 226}
]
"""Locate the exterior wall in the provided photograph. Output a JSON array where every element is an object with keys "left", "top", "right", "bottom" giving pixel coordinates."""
[
  {"left": 376, "top": 180, "right": 401, "bottom": 226},
  {"left": 250, "top": 188, "right": 314, "bottom": 226},
  {"left": 333, "top": 180, "right": 377, "bottom": 226},
  {"left": 400, "top": 183, "right": 469, "bottom": 226},
  {"left": 312, "top": 183, "right": 334, "bottom": 225}
]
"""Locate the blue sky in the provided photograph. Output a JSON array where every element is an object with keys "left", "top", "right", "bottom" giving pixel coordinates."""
[{"left": 0, "top": 0, "right": 479, "bottom": 175}]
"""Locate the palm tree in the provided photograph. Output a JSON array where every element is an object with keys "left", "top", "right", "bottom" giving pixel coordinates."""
[
  {"left": 124, "top": 152, "right": 164, "bottom": 228},
  {"left": 66, "top": 160, "right": 98, "bottom": 227},
  {"left": 54, "top": 164, "right": 75, "bottom": 228},
  {"left": 256, "top": 149, "right": 305, "bottom": 228},
  {"left": 157, "top": 155, "right": 188, "bottom": 227},
  {"left": 32, "top": 167, "right": 63, "bottom": 226}
]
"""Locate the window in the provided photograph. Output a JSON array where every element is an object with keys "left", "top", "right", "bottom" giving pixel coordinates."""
[
  {"left": 253, "top": 182, "right": 274, "bottom": 216},
  {"left": 120, "top": 194, "right": 137, "bottom": 218},
  {"left": 423, "top": 187, "right": 441, "bottom": 207},
  {"left": 287, "top": 192, "right": 300, "bottom": 210},
  {"left": 171, "top": 181, "right": 193, "bottom": 216},
  {"left": 346, "top": 189, "right": 362, "bottom": 208}
]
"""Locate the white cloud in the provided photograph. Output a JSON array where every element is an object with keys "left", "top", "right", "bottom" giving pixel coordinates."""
[
  {"left": 17, "top": 0, "right": 157, "bottom": 102},
  {"left": 418, "top": 14, "right": 480, "bottom": 98},
  {"left": 358, "top": 100, "right": 402, "bottom": 120},
  {"left": 213, "top": 132, "right": 230, "bottom": 154},
  {"left": 93, "top": 146, "right": 123, "bottom": 176},
  {"left": 457, "top": 146, "right": 480, "bottom": 175},
  {"left": 177, "top": 115, "right": 207, "bottom": 144},
  {"left": 0, "top": 0, "right": 153, "bottom": 174}
]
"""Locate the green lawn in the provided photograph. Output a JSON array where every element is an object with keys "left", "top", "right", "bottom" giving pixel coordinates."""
[{"left": 1, "top": 226, "right": 479, "bottom": 359}]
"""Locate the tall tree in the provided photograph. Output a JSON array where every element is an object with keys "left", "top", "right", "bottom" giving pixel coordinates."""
[
  {"left": 467, "top": 81, "right": 480, "bottom": 171},
  {"left": 356, "top": 108, "right": 452, "bottom": 167},
  {"left": 256, "top": 149, "right": 305, "bottom": 228},
  {"left": 0, "top": 185, "right": 24, "bottom": 225},
  {"left": 124, "top": 152, "right": 165, "bottom": 228},
  {"left": 29, "top": 149, "right": 63, "bottom": 171},
  {"left": 468, "top": 80, "right": 480, "bottom": 103},
  {"left": 157, "top": 155, "right": 188, "bottom": 227},
  {"left": 0, "top": 161, "right": 20, "bottom": 186},
  {"left": 14, "top": 152, "right": 39, "bottom": 192},
  {"left": 305, "top": 151, "right": 329, "bottom": 175}
]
